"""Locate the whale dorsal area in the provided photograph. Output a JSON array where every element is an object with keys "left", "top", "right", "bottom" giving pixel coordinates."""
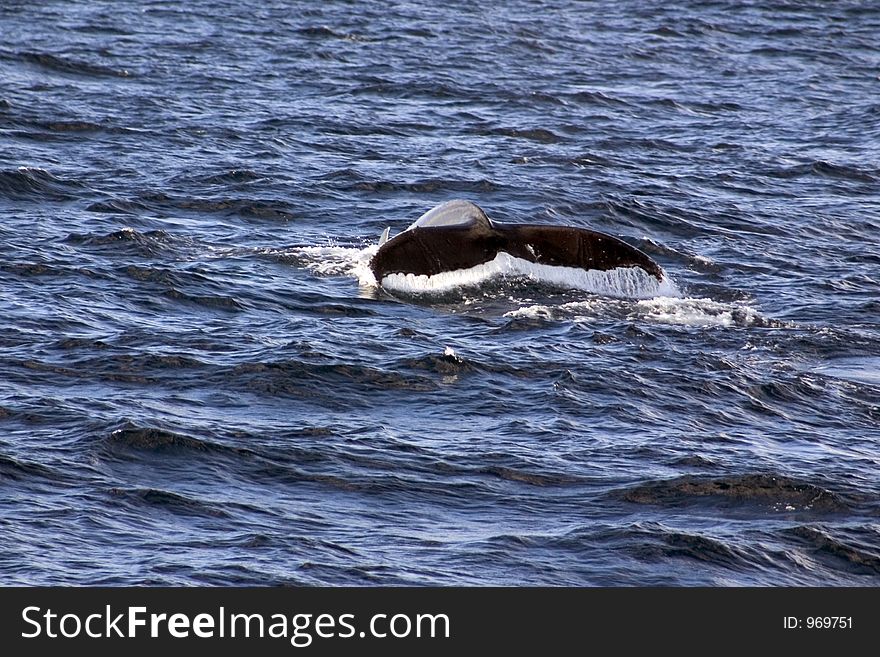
[{"left": 408, "top": 199, "right": 493, "bottom": 231}]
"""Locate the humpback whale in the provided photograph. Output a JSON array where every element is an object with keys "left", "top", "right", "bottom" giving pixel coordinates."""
[{"left": 369, "top": 200, "right": 664, "bottom": 293}]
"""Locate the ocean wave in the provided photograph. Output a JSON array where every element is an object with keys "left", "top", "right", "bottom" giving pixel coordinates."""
[
  {"left": 17, "top": 51, "right": 132, "bottom": 78},
  {"left": 0, "top": 453, "right": 57, "bottom": 482},
  {"left": 64, "top": 227, "right": 175, "bottom": 257},
  {"left": 0, "top": 167, "right": 85, "bottom": 201},
  {"left": 613, "top": 474, "right": 851, "bottom": 513},
  {"left": 782, "top": 525, "right": 880, "bottom": 576},
  {"left": 108, "top": 487, "right": 231, "bottom": 518}
]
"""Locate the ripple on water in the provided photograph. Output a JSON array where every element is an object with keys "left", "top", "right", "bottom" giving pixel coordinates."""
[
  {"left": 613, "top": 474, "right": 852, "bottom": 514},
  {"left": 2, "top": 0, "right": 879, "bottom": 587}
]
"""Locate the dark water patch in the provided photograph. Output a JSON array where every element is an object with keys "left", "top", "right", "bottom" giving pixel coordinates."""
[
  {"left": 540, "top": 199, "right": 608, "bottom": 219},
  {"left": 163, "top": 288, "right": 245, "bottom": 312},
  {"left": 603, "top": 197, "right": 703, "bottom": 237},
  {"left": 6, "top": 115, "right": 146, "bottom": 141},
  {"left": 120, "top": 264, "right": 180, "bottom": 284},
  {"left": 711, "top": 142, "right": 743, "bottom": 151},
  {"left": 744, "top": 378, "right": 832, "bottom": 414},
  {"left": 295, "top": 562, "right": 400, "bottom": 585},
  {"left": 396, "top": 351, "right": 479, "bottom": 376},
  {"left": 565, "top": 89, "right": 631, "bottom": 107},
  {"left": 629, "top": 528, "right": 755, "bottom": 569},
  {"left": 99, "top": 424, "right": 343, "bottom": 474},
  {"left": 292, "top": 303, "right": 378, "bottom": 318},
  {"left": 12, "top": 359, "right": 80, "bottom": 379},
  {"left": 230, "top": 360, "right": 439, "bottom": 397},
  {"left": 0, "top": 261, "right": 103, "bottom": 280},
  {"left": 596, "top": 137, "right": 698, "bottom": 153},
  {"left": 747, "top": 45, "right": 855, "bottom": 64},
  {"left": 51, "top": 337, "right": 112, "bottom": 351},
  {"left": 668, "top": 455, "right": 722, "bottom": 470},
  {"left": 108, "top": 487, "right": 230, "bottom": 518},
  {"left": 169, "top": 197, "right": 297, "bottom": 222},
  {"left": 5, "top": 358, "right": 144, "bottom": 387},
  {"left": 104, "top": 426, "right": 222, "bottom": 454},
  {"left": 510, "top": 37, "right": 556, "bottom": 55},
  {"left": 246, "top": 462, "right": 462, "bottom": 499},
  {"left": 67, "top": 21, "right": 134, "bottom": 38},
  {"left": 783, "top": 526, "right": 880, "bottom": 576},
  {"left": 80, "top": 353, "right": 210, "bottom": 376},
  {"left": 317, "top": 168, "right": 365, "bottom": 184},
  {"left": 65, "top": 228, "right": 174, "bottom": 257},
  {"left": 648, "top": 25, "right": 688, "bottom": 38},
  {"left": 820, "top": 274, "right": 880, "bottom": 295},
  {"left": 0, "top": 453, "right": 57, "bottom": 482},
  {"left": 769, "top": 161, "right": 878, "bottom": 184},
  {"left": 351, "top": 178, "right": 501, "bottom": 195},
  {"left": 486, "top": 127, "right": 563, "bottom": 143},
  {"left": 0, "top": 167, "right": 86, "bottom": 201},
  {"left": 36, "top": 120, "right": 108, "bottom": 133},
  {"left": 642, "top": 97, "right": 713, "bottom": 116},
  {"left": 811, "top": 161, "right": 878, "bottom": 183},
  {"left": 86, "top": 194, "right": 297, "bottom": 222},
  {"left": 345, "top": 79, "right": 467, "bottom": 102},
  {"left": 478, "top": 465, "right": 581, "bottom": 487},
  {"left": 296, "top": 26, "right": 375, "bottom": 42},
  {"left": 394, "top": 327, "right": 427, "bottom": 338},
  {"left": 505, "top": 89, "right": 567, "bottom": 107},
  {"left": 17, "top": 51, "right": 133, "bottom": 78},
  {"left": 84, "top": 198, "right": 150, "bottom": 215},
  {"left": 569, "top": 152, "right": 617, "bottom": 168},
  {"left": 233, "top": 200, "right": 297, "bottom": 222},
  {"left": 192, "top": 169, "right": 266, "bottom": 185},
  {"left": 177, "top": 568, "right": 305, "bottom": 587},
  {"left": 320, "top": 120, "right": 416, "bottom": 137},
  {"left": 614, "top": 474, "right": 850, "bottom": 513}
]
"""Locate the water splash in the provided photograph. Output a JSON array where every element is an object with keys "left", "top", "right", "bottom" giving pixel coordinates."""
[
  {"left": 505, "top": 296, "right": 776, "bottom": 328},
  {"left": 288, "top": 245, "right": 378, "bottom": 286},
  {"left": 379, "top": 252, "right": 678, "bottom": 299}
]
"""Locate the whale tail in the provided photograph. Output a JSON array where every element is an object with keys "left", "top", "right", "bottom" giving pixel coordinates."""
[{"left": 369, "top": 200, "right": 664, "bottom": 284}]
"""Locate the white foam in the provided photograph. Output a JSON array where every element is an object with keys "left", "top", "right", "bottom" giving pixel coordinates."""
[
  {"left": 633, "top": 297, "right": 761, "bottom": 327},
  {"left": 380, "top": 252, "right": 678, "bottom": 299},
  {"left": 505, "top": 296, "right": 768, "bottom": 328},
  {"left": 503, "top": 304, "right": 557, "bottom": 320},
  {"left": 290, "top": 244, "right": 378, "bottom": 286}
]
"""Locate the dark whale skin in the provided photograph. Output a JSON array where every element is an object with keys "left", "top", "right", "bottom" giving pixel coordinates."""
[{"left": 369, "top": 220, "right": 663, "bottom": 282}]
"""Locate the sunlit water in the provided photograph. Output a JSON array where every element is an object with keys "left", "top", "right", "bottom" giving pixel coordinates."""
[{"left": 1, "top": 1, "right": 878, "bottom": 585}]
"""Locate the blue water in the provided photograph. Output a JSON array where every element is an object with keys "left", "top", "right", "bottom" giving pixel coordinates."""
[{"left": 1, "top": 0, "right": 878, "bottom": 585}]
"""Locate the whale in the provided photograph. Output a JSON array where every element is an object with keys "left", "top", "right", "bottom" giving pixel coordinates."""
[{"left": 369, "top": 200, "right": 664, "bottom": 291}]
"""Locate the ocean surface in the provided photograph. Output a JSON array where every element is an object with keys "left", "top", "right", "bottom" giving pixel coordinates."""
[{"left": 1, "top": 0, "right": 879, "bottom": 586}]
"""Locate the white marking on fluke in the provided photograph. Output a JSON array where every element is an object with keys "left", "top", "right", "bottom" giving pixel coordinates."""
[{"left": 380, "top": 252, "right": 678, "bottom": 299}]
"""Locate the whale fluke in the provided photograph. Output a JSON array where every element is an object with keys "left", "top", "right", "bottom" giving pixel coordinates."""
[{"left": 369, "top": 200, "right": 664, "bottom": 286}]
